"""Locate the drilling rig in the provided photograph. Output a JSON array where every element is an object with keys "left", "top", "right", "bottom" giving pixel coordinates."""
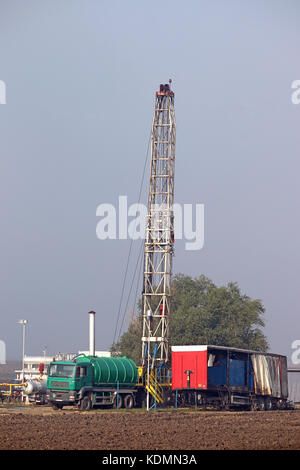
[{"left": 141, "top": 82, "right": 176, "bottom": 405}]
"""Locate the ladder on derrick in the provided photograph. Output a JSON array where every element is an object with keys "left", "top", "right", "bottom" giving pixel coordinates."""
[{"left": 145, "top": 369, "right": 164, "bottom": 405}]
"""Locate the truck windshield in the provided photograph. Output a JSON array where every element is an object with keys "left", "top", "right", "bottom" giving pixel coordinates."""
[{"left": 49, "top": 364, "right": 75, "bottom": 378}]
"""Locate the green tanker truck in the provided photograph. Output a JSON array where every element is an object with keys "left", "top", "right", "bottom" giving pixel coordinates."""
[{"left": 46, "top": 355, "right": 142, "bottom": 410}]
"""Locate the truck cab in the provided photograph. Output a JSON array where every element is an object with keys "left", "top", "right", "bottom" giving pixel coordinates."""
[{"left": 47, "top": 360, "right": 92, "bottom": 410}]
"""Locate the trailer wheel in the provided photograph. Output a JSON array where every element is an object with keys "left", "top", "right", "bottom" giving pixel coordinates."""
[
  {"left": 124, "top": 394, "right": 134, "bottom": 409},
  {"left": 276, "top": 399, "right": 287, "bottom": 410},
  {"left": 249, "top": 399, "right": 259, "bottom": 411},
  {"left": 265, "top": 397, "right": 272, "bottom": 411},
  {"left": 258, "top": 397, "right": 265, "bottom": 411}
]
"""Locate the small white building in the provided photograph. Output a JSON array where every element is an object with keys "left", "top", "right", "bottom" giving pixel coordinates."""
[
  {"left": 15, "top": 350, "right": 111, "bottom": 382},
  {"left": 15, "top": 355, "right": 55, "bottom": 383}
]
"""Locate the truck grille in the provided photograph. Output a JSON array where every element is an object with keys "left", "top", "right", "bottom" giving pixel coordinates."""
[{"left": 50, "top": 381, "right": 69, "bottom": 389}]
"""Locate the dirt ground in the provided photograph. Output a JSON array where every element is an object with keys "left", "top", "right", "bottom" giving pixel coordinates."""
[{"left": 0, "top": 405, "right": 299, "bottom": 450}]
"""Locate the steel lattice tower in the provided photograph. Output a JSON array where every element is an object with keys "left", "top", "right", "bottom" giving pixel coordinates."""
[{"left": 142, "top": 82, "right": 176, "bottom": 368}]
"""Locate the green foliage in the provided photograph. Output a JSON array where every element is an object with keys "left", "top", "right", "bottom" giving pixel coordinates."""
[
  {"left": 170, "top": 274, "right": 268, "bottom": 351},
  {"left": 111, "top": 274, "right": 269, "bottom": 362}
]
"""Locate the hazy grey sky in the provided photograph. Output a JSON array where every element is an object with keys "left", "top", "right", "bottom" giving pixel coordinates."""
[{"left": 0, "top": 0, "right": 299, "bottom": 360}]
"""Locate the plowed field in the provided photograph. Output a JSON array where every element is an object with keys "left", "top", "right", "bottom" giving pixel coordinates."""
[{"left": 0, "top": 406, "right": 299, "bottom": 450}]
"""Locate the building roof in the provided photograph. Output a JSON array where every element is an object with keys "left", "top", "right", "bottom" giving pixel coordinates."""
[{"left": 171, "top": 345, "right": 287, "bottom": 358}]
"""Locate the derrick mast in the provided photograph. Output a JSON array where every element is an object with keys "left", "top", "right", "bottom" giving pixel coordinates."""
[{"left": 142, "top": 82, "right": 176, "bottom": 368}]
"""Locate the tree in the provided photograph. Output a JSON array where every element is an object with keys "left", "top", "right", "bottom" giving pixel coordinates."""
[
  {"left": 170, "top": 274, "right": 268, "bottom": 351},
  {"left": 111, "top": 274, "right": 269, "bottom": 361}
]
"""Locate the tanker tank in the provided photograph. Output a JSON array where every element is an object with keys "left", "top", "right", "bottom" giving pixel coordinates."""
[{"left": 76, "top": 355, "right": 138, "bottom": 387}]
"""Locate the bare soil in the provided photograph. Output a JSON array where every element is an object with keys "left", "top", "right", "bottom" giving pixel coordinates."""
[{"left": 0, "top": 405, "right": 299, "bottom": 450}]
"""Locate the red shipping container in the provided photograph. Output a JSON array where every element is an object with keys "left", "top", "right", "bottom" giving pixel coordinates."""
[{"left": 171, "top": 346, "right": 208, "bottom": 390}]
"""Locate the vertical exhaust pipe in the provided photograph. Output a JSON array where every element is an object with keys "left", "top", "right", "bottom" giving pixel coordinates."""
[{"left": 88, "top": 310, "right": 96, "bottom": 356}]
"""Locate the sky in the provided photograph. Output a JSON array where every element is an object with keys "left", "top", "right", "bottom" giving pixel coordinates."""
[{"left": 0, "top": 0, "right": 299, "bottom": 361}]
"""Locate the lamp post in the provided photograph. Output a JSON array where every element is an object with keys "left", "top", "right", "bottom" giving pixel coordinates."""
[{"left": 18, "top": 319, "right": 28, "bottom": 382}]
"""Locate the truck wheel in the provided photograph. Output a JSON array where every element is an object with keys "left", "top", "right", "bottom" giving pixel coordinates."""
[
  {"left": 113, "top": 394, "right": 123, "bottom": 409},
  {"left": 79, "top": 395, "right": 92, "bottom": 411},
  {"left": 124, "top": 394, "right": 134, "bottom": 409},
  {"left": 52, "top": 403, "right": 63, "bottom": 410}
]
